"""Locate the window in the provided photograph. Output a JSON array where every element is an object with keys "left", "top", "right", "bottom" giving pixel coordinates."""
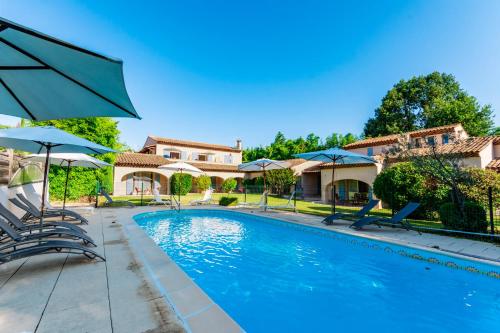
[
  {"left": 169, "top": 151, "right": 180, "bottom": 159},
  {"left": 224, "top": 154, "right": 233, "bottom": 164},
  {"left": 442, "top": 134, "right": 449, "bottom": 144},
  {"left": 427, "top": 136, "right": 435, "bottom": 146},
  {"left": 196, "top": 154, "right": 207, "bottom": 161},
  {"left": 414, "top": 138, "right": 421, "bottom": 148},
  {"left": 367, "top": 147, "right": 374, "bottom": 156}
]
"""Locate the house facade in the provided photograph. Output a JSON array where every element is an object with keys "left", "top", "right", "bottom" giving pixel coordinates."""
[
  {"left": 113, "top": 136, "right": 245, "bottom": 195},
  {"left": 301, "top": 124, "right": 500, "bottom": 204}
]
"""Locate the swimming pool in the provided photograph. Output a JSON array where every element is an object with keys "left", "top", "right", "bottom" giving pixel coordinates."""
[{"left": 135, "top": 209, "right": 500, "bottom": 333}]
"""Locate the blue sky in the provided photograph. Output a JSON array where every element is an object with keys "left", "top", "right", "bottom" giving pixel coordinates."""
[{"left": 1, "top": 0, "right": 499, "bottom": 149}]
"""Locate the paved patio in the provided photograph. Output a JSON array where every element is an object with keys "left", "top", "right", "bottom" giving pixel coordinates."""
[{"left": 0, "top": 205, "right": 499, "bottom": 333}]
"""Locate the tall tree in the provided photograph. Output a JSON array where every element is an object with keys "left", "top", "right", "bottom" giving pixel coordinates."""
[{"left": 363, "top": 72, "right": 494, "bottom": 137}]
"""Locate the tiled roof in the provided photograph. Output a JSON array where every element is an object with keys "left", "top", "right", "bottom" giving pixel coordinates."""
[
  {"left": 115, "top": 153, "right": 168, "bottom": 168},
  {"left": 344, "top": 123, "right": 461, "bottom": 149},
  {"left": 146, "top": 136, "right": 241, "bottom": 152},
  {"left": 398, "top": 136, "right": 495, "bottom": 158},
  {"left": 486, "top": 158, "right": 500, "bottom": 171},
  {"left": 115, "top": 153, "right": 244, "bottom": 172},
  {"left": 283, "top": 158, "right": 308, "bottom": 168}
]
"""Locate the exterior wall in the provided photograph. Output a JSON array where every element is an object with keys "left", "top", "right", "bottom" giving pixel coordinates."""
[
  {"left": 153, "top": 143, "right": 242, "bottom": 165},
  {"left": 347, "top": 144, "right": 394, "bottom": 156},
  {"left": 477, "top": 142, "right": 494, "bottom": 169},
  {"left": 320, "top": 165, "right": 382, "bottom": 202},
  {"left": 113, "top": 166, "right": 243, "bottom": 195}
]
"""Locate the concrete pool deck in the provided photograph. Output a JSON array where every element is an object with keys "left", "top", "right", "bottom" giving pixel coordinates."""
[{"left": 0, "top": 205, "right": 499, "bottom": 333}]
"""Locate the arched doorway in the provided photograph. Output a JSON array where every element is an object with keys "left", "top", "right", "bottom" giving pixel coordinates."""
[
  {"left": 210, "top": 176, "right": 224, "bottom": 192},
  {"left": 325, "top": 179, "right": 372, "bottom": 206},
  {"left": 121, "top": 172, "right": 168, "bottom": 195}
]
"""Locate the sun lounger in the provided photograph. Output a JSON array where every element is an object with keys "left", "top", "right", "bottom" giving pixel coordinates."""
[
  {"left": 265, "top": 191, "right": 296, "bottom": 211},
  {"left": 12, "top": 194, "right": 88, "bottom": 225},
  {"left": 100, "top": 188, "right": 135, "bottom": 207},
  {"left": 350, "top": 202, "right": 420, "bottom": 230},
  {"left": 322, "top": 199, "right": 380, "bottom": 225},
  {"left": 0, "top": 203, "right": 86, "bottom": 235},
  {"left": 238, "top": 191, "right": 268, "bottom": 208},
  {"left": 17, "top": 193, "right": 89, "bottom": 224},
  {"left": 0, "top": 237, "right": 104, "bottom": 264},
  {"left": 190, "top": 188, "right": 214, "bottom": 205},
  {"left": 148, "top": 188, "right": 172, "bottom": 206},
  {"left": 0, "top": 216, "right": 95, "bottom": 246}
]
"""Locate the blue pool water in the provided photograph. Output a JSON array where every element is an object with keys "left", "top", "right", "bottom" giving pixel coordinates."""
[{"left": 135, "top": 210, "right": 500, "bottom": 333}]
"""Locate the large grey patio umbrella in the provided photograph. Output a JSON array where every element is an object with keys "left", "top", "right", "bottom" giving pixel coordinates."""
[
  {"left": 238, "top": 158, "right": 290, "bottom": 192},
  {"left": 22, "top": 153, "right": 111, "bottom": 212},
  {"left": 295, "top": 148, "right": 376, "bottom": 214},
  {"left": 0, "top": 17, "right": 140, "bottom": 120},
  {"left": 0, "top": 126, "right": 114, "bottom": 227},
  {"left": 158, "top": 162, "right": 203, "bottom": 209}
]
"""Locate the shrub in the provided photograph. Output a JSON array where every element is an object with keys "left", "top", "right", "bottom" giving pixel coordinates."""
[
  {"left": 373, "top": 162, "right": 448, "bottom": 217},
  {"left": 222, "top": 178, "right": 237, "bottom": 193},
  {"left": 266, "top": 168, "right": 296, "bottom": 195},
  {"left": 219, "top": 196, "right": 238, "bottom": 206},
  {"left": 439, "top": 202, "right": 488, "bottom": 233},
  {"left": 460, "top": 168, "right": 500, "bottom": 208},
  {"left": 170, "top": 173, "right": 192, "bottom": 195},
  {"left": 195, "top": 175, "right": 211, "bottom": 192}
]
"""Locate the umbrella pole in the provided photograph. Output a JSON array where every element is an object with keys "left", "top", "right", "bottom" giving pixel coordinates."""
[
  {"left": 263, "top": 167, "right": 267, "bottom": 211},
  {"left": 331, "top": 165, "right": 336, "bottom": 214},
  {"left": 40, "top": 145, "right": 52, "bottom": 228},
  {"left": 62, "top": 161, "right": 72, "bottom": 220}
]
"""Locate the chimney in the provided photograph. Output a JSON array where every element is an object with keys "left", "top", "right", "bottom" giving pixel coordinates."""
[{"left": 236, "top": 139, "right": 242, "bottom": 150}]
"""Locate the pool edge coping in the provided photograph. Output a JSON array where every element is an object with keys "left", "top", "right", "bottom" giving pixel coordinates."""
[{"left": 119, "top": 208, "right": 244, "bottom": 333}]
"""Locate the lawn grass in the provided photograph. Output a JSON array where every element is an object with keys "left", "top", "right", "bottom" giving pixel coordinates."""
[{"left": 99, "top": 193, "right": 499, "bottom": 233}]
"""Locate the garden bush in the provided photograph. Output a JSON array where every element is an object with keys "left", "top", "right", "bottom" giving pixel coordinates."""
[
  {"left": 222, "top": 178, "right": 237, "bottom": 193},
  {"left": 439, "top": 201, "right": 488, "bottom": 233},
  {"left": 219, "top": 196, "right": 238, "bottom": 206},
  {"left": 195, "top": 175, "right": 211, "bottom": 192},
  {"left": 373, "top": 162, "right": 449, "bottom": 218},
  {"left": 170, "top": 173, "right": 193, "bottom": 195}
]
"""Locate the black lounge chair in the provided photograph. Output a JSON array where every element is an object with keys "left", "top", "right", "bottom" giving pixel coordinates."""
[
  {"left": 0, "top": 238, "right": 104, "bottom": 264},
  {"left": 322, "top": 199, "right": 380, "bottom": 225},
  {"left": 350, "top": 202, "right": 420, "bottom": 230},
  {"left": 11, "top": 195, "right": 88, "bottom": 225},
  {"left": 0, "top": 216, "right": 95, "bottom": 246},
  {"left": 100, "top": 188, "right": 135, "bottom": 207},
  {"left": 0, "top": 203, "right": 87, "bottom": 236}
]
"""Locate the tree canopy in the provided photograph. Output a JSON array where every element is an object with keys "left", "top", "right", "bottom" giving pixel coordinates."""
[
  {"left": 363, "top": 72, "right": 494, "bottom": 138},
  {"left": 243, "top": 131, "right": 357, "bottom": 162}
]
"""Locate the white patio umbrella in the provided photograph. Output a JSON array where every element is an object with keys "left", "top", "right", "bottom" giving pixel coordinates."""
[
  {"left": 0, "top": 126, "right": 114, "bottom": 227},
  {"left": 22, "top": 153, "right": 111, "bottom": 211},
  {"left": 0, "top": 17, "right": 140, "bottom": 120},
  {"left": 158, "top": 162, "right": 203, "bottom": 208},
  {"left": 238, "top": 158, "right": 290, "bottom": 192}
]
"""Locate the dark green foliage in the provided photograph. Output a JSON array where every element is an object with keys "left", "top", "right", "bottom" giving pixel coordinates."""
[
  {"left": 221, "top": 178, "right": 237, "bottom": 193},
  {"left": 31, "top": 118, "right": 122, "bottom": 200},
  {"left": 219, "top": 196, "right": 238, "bottom": 206},
  {"left": 439, "top": 202, "right": 488, "bottom": 233},
  {"left": 195, "top": 175, "right": 211, "bottom": 191},
  {"left": 170, "top": 173, "right": 193, "bottom": 195},
  {"left": 373, "top": 162, "right": 448, "bottom": 218},
  {"left": 243, "top": 131, "right": 358, "bottom": 162},
  {"left": 364, "top": 72, "right": 494, "bottom": 138},
  {"left": 266, "top": 169, "right": 296, "bottom": 195}
]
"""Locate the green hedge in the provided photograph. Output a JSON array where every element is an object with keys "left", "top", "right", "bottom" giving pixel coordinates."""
[
  {"left": 195, "top": 175, "right": 212, "bottom": 192},
  {"left": 170, "top": 173, "right": 193, "bottom": 195},
  {"left": 439, "top": 202, "right": 488, "bottom": 233},
  {"left": 219, "top": 196, "right": 238, "bottom": 206}
]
